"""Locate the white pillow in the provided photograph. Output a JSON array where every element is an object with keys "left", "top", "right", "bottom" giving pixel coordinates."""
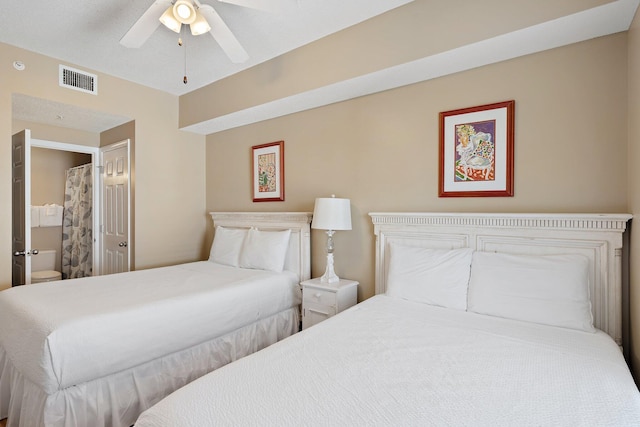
[
  {"left": 208, "top": 226, "right": 248, "bottom": 267},
  {"left": 386, "top": 244, "right": 473, "bottom": 310},
  {"left": 467, "top": 251, "right": 594, "bottom": 332},
  {"left": 239, "top": 228, "right": 292, "bottom": 272}
]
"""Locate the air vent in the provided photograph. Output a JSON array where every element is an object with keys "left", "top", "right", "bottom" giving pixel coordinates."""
[{"left": 59, "top": 65, "right": 98, "bottom": 95}]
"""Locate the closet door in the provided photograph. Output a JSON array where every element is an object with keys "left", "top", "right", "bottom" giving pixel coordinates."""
[{"left": 102, "top": 142, "right": 130, "bottom": 275}]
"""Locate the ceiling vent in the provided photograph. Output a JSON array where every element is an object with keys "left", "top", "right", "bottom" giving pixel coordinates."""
[{"left": 59, "top": 65, "right": 98, "bottom": 95}]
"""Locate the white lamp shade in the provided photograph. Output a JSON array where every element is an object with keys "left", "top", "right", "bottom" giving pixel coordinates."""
[
  {"left": 173, "top": 0, "right": 197, "bottom": 24},
  {"left": 190, "top": 11, "right": 211, "bottom": 35},
  {"left": 311, "top": 197, "right": 352, "bottom": 230},
  {"left": 159, "top": 6, "right": 182, "bottom": 33}
]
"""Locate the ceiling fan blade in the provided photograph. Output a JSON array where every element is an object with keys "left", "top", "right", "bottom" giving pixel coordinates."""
[
  {"left": 120, "top": 0, "right": 173, "bottom": 48},
  {"left": 216, "top": 0, "right": 282, "bottom": 13},
  {"left": 198, "top": 5, "right": 249, "bottom": 63}
]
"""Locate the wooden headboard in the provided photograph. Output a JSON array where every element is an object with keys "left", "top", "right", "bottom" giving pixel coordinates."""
[
  {"left": 369, "top": 212, "right": 631, "bottom": 345},
  {"left": 209, "top": 212, "right": 313, "bottom": 281}
]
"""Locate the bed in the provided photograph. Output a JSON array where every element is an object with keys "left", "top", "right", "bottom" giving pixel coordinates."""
[
  {"left": 0, "top": 211, "right": 312, "bottom": 427},
  {"left": 135, "top": 212, "right": 640, "bottom": 427}
]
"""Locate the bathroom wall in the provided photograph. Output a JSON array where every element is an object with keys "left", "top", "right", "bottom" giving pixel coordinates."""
[{"left": 31, "top": 147, "right": 92, "bottom": 272}]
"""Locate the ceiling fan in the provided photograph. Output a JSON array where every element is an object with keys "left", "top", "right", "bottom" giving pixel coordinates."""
[{"left": 120, "top": 0, "right": 277, "bottom": 63}]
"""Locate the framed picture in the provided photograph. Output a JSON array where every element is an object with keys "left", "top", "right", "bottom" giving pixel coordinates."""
[
  {"left": 439, "top": 100, "right": 514, "bottom": 197},
  {"left": 252, "top": 141, "right": 284, "bottom": 202}
]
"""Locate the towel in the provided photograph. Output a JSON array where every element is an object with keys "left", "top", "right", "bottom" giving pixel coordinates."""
[
  {"left": 31, "top": 206, "right": 40, "bottom": 228},
  {"left": 45, "top": 204, "right": 57, "bottom": 216},
  {"left": 39, "top": 204, "right": 63, "bottom": 227}
]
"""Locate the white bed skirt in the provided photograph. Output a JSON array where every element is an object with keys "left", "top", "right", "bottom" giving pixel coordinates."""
[{"left": 0, "top": 307, "right": 299, "bottom": 427}]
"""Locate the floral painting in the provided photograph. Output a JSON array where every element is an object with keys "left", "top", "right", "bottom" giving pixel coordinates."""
[
  {"left": 252, "top": 141, "right": 284, "bottom": 202},
  {"left": 439, "top": 101, "right": 514, "bottom": 197},
  {"left": 454, "top": 121, "right": 495, "bottom": 182},
  {"left": 258, "top": 152, "right": 276, "bottom": 192}
]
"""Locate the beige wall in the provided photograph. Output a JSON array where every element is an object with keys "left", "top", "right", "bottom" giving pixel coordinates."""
[
  {"left": 181, "top": 0, "right": 612, "bottom": 127},
  {"left": 1, "top": 42, "right": 207, "bottom": 290},
  {"left": 628, "top": 9, "right": 640, "bottom": 381},
  {"left": 205, "top": 33, "right": 628, "bottom": 302},
  {"left": 31, "top": 148, "right": 92, "bottom": 207},
  {"left": 101, "top": 121, "right": 135, "bottom": 148},
  {"left": 13, "top": 120, "right": 100, "bottom": 147}
]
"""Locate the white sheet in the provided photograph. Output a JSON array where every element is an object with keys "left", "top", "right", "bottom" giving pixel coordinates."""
[
  {"left": 0, "top": 262, "right": 300, "bottom": 395},
  {"left": 136, "top": 295, "right": 640, "bottom": 427},
  {"left": 0, "top": 307, "right": 298, "bottom": 427}
]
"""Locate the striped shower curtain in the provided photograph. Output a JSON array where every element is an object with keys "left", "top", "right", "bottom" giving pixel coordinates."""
[{"left": 61, "top": 163, "right": 93, "bottom": 279}]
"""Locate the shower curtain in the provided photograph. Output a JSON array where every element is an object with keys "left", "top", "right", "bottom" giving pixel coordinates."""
[{"left": 62, "top": 163, "right": 93, "bottom": 279}]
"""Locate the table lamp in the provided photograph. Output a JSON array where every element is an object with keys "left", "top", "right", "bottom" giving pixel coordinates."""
[{"left": 311, "top": 195, "right": 352, "bottom": 284}]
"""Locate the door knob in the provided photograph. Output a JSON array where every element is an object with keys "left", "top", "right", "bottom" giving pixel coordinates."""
[{"left": 118, "top": 242, "right": 128, "bottom": 247}]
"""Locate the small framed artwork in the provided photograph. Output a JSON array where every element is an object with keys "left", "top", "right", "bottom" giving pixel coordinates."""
[
  {"left": 252, "top": 141, "right": 285, "bottom": 202},
  {"left": 439, "top": 100, "right": 514, "bottom": 197}
]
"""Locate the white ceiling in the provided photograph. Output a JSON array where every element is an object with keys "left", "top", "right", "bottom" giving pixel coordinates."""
[
  {"left": 3, "top": 0, "right": 639, "bottom": 134},
  {"left": 0, "top": 0, "right": 413, "bottom": 97},
  {"left": 12, "top": 93, "right": 132, "bottom": 134}
]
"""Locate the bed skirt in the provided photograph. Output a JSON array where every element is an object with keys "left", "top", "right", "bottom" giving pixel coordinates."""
[{"left": 0, "top": 307, "right": 299, "bottom": 427}]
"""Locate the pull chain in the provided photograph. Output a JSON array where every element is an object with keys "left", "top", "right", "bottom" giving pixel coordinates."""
[
  {"left": 183, "top": 40, "right": 188, "bottom": 84},
  {"left": 178, "top": 25, "right": 187, "bottom": 84}
]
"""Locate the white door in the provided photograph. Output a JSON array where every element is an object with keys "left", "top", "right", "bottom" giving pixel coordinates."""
[
  {"left": 101, "top": 141, "right": 130, "bottom": 274},
  {"left": 12, "top": 130, "right": 32, "bottom": 286}
]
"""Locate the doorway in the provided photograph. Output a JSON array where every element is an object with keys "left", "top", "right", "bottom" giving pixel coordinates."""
[
  {"left": 11, "top": 95, "right": 134, "bottom": 286},
  {"left": 33, "top": 137, "right": 101, "bottom": 281},
  {"left": 12, "top": 131, "right": 101, "bottom": 286},
  {"left": 11, "top": 131, "right": 131, "bottom": 285},
  {"left": 33, "top": 146, "right": 93, "bottom": 280}
]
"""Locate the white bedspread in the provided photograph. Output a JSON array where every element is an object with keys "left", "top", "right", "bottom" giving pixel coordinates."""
[
  {"left": 136, "top": 294, "right": 640, "bottom": 427},
  {"left": 0, "top": 262, "right": 299, "bottom": 395}
]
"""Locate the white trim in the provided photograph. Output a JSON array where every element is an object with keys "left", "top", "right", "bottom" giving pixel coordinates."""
[{"left": 24, "top": 131, "right": 32, "bottom": 285}]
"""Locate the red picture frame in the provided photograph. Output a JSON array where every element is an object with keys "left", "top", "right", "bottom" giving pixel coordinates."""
[
  {"left": 252, "top": 141, "right": 285, "bottom": 202},
  {"left": 438, "top": 100, "right": 514, "bottom": 197}
]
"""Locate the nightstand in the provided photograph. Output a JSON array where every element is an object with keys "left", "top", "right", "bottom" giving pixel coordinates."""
[{"left": 301, "top": 278, "right": 358, "bottom": 329}]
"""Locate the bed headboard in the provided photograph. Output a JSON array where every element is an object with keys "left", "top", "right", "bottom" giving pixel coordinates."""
[
  {"left": 210, "top": 212, "right": 313, "bottom": 281},
  {"left": 369, "top": 212, "right": 631, "bottom": 345}
]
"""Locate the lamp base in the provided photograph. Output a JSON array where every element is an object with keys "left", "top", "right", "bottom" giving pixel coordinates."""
[{"left": 320, "top": 253, "right": 340, "bottom": 284}]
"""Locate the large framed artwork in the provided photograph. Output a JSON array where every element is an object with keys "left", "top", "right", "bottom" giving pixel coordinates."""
[
  {"left": 252, "top": 141, "right": 285, "bottom": 202},
  {"left": 439, "top": 100, "right": 514, "bottom": 197}
]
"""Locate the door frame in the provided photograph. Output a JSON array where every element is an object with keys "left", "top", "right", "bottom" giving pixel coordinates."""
[{"left": 31, "top": 138, "right": 101, "bottom": 274}]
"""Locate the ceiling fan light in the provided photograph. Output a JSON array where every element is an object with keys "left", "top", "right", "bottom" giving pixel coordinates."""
[
  {"left": 159, "top": 6, "right": 182, "bottom": 33},
  {"left": 173, "top": 0, "right": 197, "bottom": 25},
  {"left": 190, "top": 11, "right": 211, "bottom": 36}
]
